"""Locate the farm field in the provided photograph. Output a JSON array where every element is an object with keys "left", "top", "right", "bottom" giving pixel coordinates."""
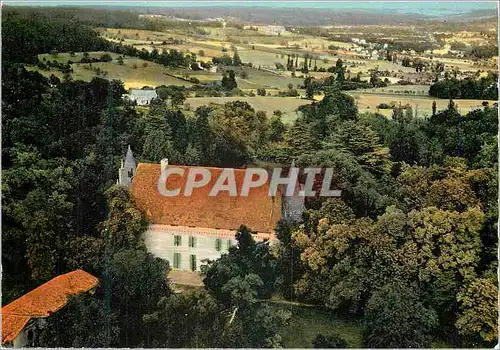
[
  {"left": 32, "top": 50, "right": 493, "bottom": 121},
  {"left": 185, "top": 96, "right": 310, "bottom": 123},
  {"left": 354, "top": 84, "right": 430, "bottom": 95},
  {"left": 26, "top": 18, "right": 500, "bottom": 123},
  {"left": 99, "top": 27, "right": 188, "bottom": 42},
  {"left": 348, "top": 92, "right": 495, "bottom": 117},
  {"left": 34, "top": 52, "right": 192, "bottom": 89},
  {"left": 169, "top": 66, "right": 302, "bottom": 90}
]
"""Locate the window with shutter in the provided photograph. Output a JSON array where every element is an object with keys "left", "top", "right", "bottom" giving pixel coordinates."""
[
  {"left": 190, "top": 255, "right": 197, "bottom": 271},
  {"left": 173, "top": 253, "right": 181, "bottom": 269},
  {"left": 215, "top": 238, "right": 222, "bottom": 251},
  {"left": 174, "top": 235, "right": 182, "bottom": 246}
]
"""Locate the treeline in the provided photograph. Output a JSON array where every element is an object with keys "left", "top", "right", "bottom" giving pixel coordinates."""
[
  {"left": 302, "top": 59, "right": 387, "bottom": 98},
  {"left": 2, "top": 9, "right": 109, "bottom": 63},
  {"left": 2, "top": 6, "right": 205, "bottom": 32},
  {"left": 112, "top": 43, "right": 197, "bottom": 68},
  {"left": 429, "top": 73, "right": 498, "bottom": 100},
  {"left": 36, "top": 60, "right": 73, "bottom": 74},
  {"left": 2, "top": 8, "right": 197, "bottom": 69},
  {"left": 39, "top": 223, "right": 290, "bottom": 347},
  {"left": 325, "top": 33, "right": 440, "bottom": 53},
  {"left": 449, "top": 42, "right": 498, "bottom": 59},
  {"left": 469, "top": 44, "right": 498, "bottom": 59}
]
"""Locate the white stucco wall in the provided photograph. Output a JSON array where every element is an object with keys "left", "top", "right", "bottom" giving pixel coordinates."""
[
  {"left": 9, "top": 318, "right": 45, "bottom": 348},
  {"left": 143, "top": 227, "right": 234, "bottom": 272},
  {"left": 11, "top": 329, "right": 28, "bottom": 348}
]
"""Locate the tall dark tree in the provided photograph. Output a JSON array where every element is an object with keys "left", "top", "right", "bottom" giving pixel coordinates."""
[
  {"left": 221, "top": 70, "right": 237, "bottom": 90},
  {"left": 232, "top": 49, "right": 242, "bottom": 66}
]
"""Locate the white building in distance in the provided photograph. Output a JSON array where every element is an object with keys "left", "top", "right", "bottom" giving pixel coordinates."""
[
  {"left": 261, "top": 25, "right": 286, "bottom": 36},
  {"left": 126, "top": 89, "right": 158, "bottom": 106}
]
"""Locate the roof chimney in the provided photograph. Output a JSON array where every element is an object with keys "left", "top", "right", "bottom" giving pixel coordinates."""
[{"left": 161, "top": 158, "right": 169, "bottom": 172}]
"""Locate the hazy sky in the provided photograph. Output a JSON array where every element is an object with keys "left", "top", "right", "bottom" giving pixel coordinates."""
[{"left": 3, "top": 1, "right": 498, "bottom": 16}]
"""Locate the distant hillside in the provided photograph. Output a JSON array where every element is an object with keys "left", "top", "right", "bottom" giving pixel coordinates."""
[
  {"left": 132, "top": 6, "right": 497, "bottom": 26},
  {"left": 136, "top": 7, "right": 428, "bottom": 25},
  {"left": 3, "top": 4, "right": 497, "bottom": 28}
]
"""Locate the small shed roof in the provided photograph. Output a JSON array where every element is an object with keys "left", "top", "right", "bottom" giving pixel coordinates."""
[{"left": 2, "top": 270, "right": 99, "bottom": 344}]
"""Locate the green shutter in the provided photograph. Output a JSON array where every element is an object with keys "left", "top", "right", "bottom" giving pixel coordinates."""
[
  {"left": 174, "top": 235, "right": 182, "bottom": 246},
  {"left": 173, "top": 253, "right": 181, "bottom": 269},
  {"left": 227, "top": 239, "right": 231, "bottom": 250},
  {"left": 215, "top": 238, "right": 221, "bottom": 251},
  {"left": 189, "top": 236, "right": 196, "bottom": 247},
  {"left": 190, "top": 255, "right": 197, "bottom": 271}
]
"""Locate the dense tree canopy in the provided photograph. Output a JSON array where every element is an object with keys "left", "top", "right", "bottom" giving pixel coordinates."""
[
  {"left": 429, "top": 73, "right": 498, "bottom": 100},
  {"left": 2, "top": 7, "right": 498, "bottom": 349}
]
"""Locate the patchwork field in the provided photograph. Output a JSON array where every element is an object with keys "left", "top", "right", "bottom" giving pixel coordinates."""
[
  {"left": 32, "top": 50, "right": 493, "bottom": 121},
  {"left": 32, "top": 22, "right": 498, "bottom": 122},
  {"left": 34, "top": 52, "right": 192, "bottom": 89}
]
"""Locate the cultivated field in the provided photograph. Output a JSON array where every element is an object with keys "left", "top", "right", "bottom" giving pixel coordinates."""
[
  {"left": 348, "top": 92, "right": 495, "bottom": 117},
  {"left": 33, "top": 22, "right": 498, "bottom": 122}
]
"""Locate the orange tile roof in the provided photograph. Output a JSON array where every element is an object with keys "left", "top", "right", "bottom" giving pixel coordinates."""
[
  {"left": 1, "top": 315, "right": 30, "bottom": 345},
  {"left": 2, "top": 270, "right": 99, "bottom": 344},
  {"left": 130, "top": 163, "right": 282, "bottom": 233}
]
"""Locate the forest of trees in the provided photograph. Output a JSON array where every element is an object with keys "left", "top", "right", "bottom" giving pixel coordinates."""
[
  {"left": 2, "top": 6, "right": 498, "bottom": 349},
  {"left": 3, "top": 8, "right": 197, "bottom": 69},
  {"left": 429, "top": 73, "right": 498, "bottom": 100}
]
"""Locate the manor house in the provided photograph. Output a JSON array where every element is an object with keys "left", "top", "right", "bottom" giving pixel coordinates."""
[{"left": 118, "top": 146, "right": 304, "bottom": 272}]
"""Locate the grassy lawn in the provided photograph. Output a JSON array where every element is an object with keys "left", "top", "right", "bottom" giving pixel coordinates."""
[
  {"left": 267, "top": 301, "right": 363, "bottom": 348},
  {"left": 267, "top": 300, "right": 454, "bottom": 348}
]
